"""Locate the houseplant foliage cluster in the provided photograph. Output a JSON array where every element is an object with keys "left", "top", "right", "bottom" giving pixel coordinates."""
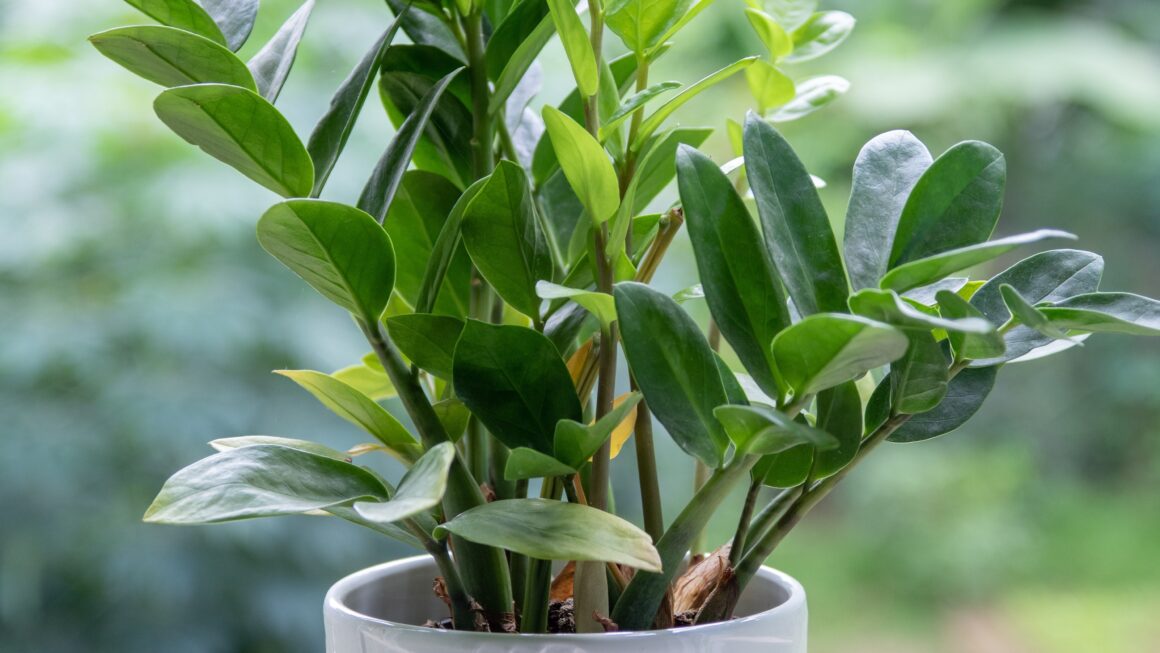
[{"left": 93, "top": 0, "right": 1160, "bottom": 635}]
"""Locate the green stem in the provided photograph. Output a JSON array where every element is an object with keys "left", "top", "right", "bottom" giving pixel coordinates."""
[
  {"left": 728, "top": 478, "right": 762, "bottom": 567},
  {"left": 521, "top": 477, "right": 562, "bottom": 633},
  {"left": 629, "top": 375, "right": 664, "bottom": 541},
  {"left": 463, "top": 10, "right": 492, "bottom": 178},
  {"left": 408, "top": 521, "right": 476, "bottom": 631},
  {"left": 740, "top": 486, "right": 800, "bottom": 560}
]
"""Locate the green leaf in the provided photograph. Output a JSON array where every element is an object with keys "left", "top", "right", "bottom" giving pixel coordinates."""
[
  {"left": 209, "top": 436, "right": 347, "bottom": 461},
  {"left": 436, "top": 499, "right": 662, "bottom": 571},
  {"left": 903, "top": 278, "right": 969, "bottom": 306},
  {"left": 461, "top": 161, "right": 554, "bottom": 319},
  {"left": 546, "top": 0, "right": 598, "bottom": 97},
  {"left": 256, "top": 200, "right": 394, "bottom": 321},
  {"left": 306, "top": 11, "right": 409, "bottom": 196},
  {"left": 489, "top": 5, "right": 554, "bottom": 113},
  {"left": 535, "top": 282, "right": 616, "bottom": 328},
  {"left": 276, "top": 370, "right": 421, "bottom": 462},
  {"left": 433, "top": 397, "right": 471, "bottom": 442},
  {"left": 379, "top": 65, "right": 474, "bottom": 189},
  {"left": 198, "top": 0, "right": 259, "bottom": 51},
  {"left": 784, "top": 10, "right": 854, "bottom": 63},
  {"left": 89, "top": 26, "right": 256, "bottom": 91},
  {"left": 745, "top": 60, "right": 795, "bottom": 113},
  {"left": 848, "top": 288, "right": 994, "bottom": 334},
  {"left": 631, "top": 127, "right": 713, "bottom": 213},
  {"left": 935, "top": 291, "right": 1006, "bottom": 361},
  {"left": 246, "top": 0, "right": 314, "bottom": 102},
  {"left": 504, "top": 448, "right": 576, "bottom": 481},
  {"left": 890, "top": 331, "right": 950, "bottom": 415},
  {"left": 385, "top": 314, "right": 464, "bottom": 380},
  {"left": 601, "top": 81, "right": 681, "bottom": 139},
  {"left": 768, "top": 75, "right": 849, "bottom": 122},
  {"left": 353, "top": 443, "right": 457, "bottom": 524},
  {"left": 332, "top": 355, "right": 396, "bottom": 401},
  {"left": 767, "top": 0, "right": 818, "bottom": 31},
  {"left": 632, "top": 57, "right": 757, "bottom": 151},
  {"left": 844, "top": 131, "right": 933, "bottom": 290},
  {"left": 744, "top": 115, "right": 848, "bottom": 315},
  {"left": 1039, "top": 293, "right": 1160, "bottom": 336},
  {"left": 605, "top": 0, "right": 694, "bottom": 53},
  {"left": 453, "top": 321, "right": 582, "bottom": 454},
  {"left": 999, "top": 285, "right": 1075, "bottom": 341},
  {"left": 154, "top": 84, "right": 314, "bottom": 197},
  {"left": 542, "top": 106, "right": 620, "bottom": 224},
  {"left": 812, "top": 380, "right": 862, "bottom": 478},
  {"left": 359, "top": 67, "right": 464, "bottom": 223},
  {"left": 123, "top": 0, "right": 228, "bottom": 47},
  {"left": 714, "top": 404, "right": 837, "bottom": 456},
  {"left": 880, "top": 229, "right": 1075, "bottom": 293},
  {"left": 383, "top": 0, "right": 465, "bottom": 62},
  {"left": 614, "top": 282, "right": 730, "bottom": 467},
  {"left": 143, "top": 445, "right": 389, "bottom": 523},
  {"left": 676, "top": 144, "right": 789, "bottom": 396},
  {"left": 871, "top": 365, "right": 998, "bottom": 443},
  {"left": 890, "top": 141, "right": 1006, "bottom": 267},
  {"left": 969, "top": 249, "right": 1103, "bottom": 364},
  {"left": 745, "top": 8, "right": 793, "bottom": 60},
  {"left": 772, "top": 314, "right": 909, "bottom": 398},
  {"left": 553, "top": 392, "right": 643, "bottom": 468},
  {"left": 644, "top": 0, "right": 713, "bottom": 55}
]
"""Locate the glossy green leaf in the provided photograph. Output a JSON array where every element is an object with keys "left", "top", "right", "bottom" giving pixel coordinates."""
[
  {"left": 768, "top": 75, "right": 849, "bottom": 122},
  {"left": 154, "top": 84, "right": 314, "bottom": 197},
  {"left": 601, "top": 81, "right": 681, "bottom": 139},
  {"left": 772, "top": 314, "right": 909, "bottom": 398},
  {"left": 209, "top": 436, "right": 347, "bottom": 461},
  {"left": 378, "top": 67, "right": 474, "bottom": 189},
  {"left": 999, "top": 284, "right": 1075, "bottom": 341},
  {"left": 752, "top": 445, "right": 813, "bottom": 488},
  {"left": 383, "top": 0, "right": 465, "bottom": 62},
  {"left": 745, "top": 8, "right": 793, "bottom": 60},
  {"left": 332, "top": 354, "right": 396, "bottom": 402},
  {"left": 784, "top": 10, "right": 854, "bottom": 63},
  {"left": 546, "top": 0, "right": 598, "bottom": 97},
  {"left": 123, "top": 0, "right": 228, "bottom": 47},
  {"left": 89, "top": 26, "right": 256, "bottom": 90},
  {"left": 542, "top": 106, "right": 620, "bottom": 224},
  {"left": 354, "top": 443, "right": 457, "bottom": 524},
  {"left": 632, "top": 57, "right": 757, "bottom": 151},
  {"left": 504, "top": 447, "right": 576, "bottom": 481},
  {"left": 276, "top": 370, "right": 421, "bottom": 462},
  {"left": 535, "top": 282, "right": 616, "bottom": 328},
  {"left": 714, "top": 404, "right": 837, "bottom": 456},
  {"left": 360, "top": 67, "right": 464, "bottom": 223},
  {"left": 677, "top": 144, "right": 789, "bottom": 396},
  {"left": 745, "top": 60, "right": 795, "bottom": 113},
  {"left": 871, "top": 365, "right": 998, "bottom": 443},
  {"left": 890, "top": 141, "right": 1006, "bottom": 267},
  {"left": 631, "top": 127, "right": 713, "bottom": 213},
  {"left": 1039, "top": 293, "right": 1160, "bottom": 336},
  {"left": 936, "top": 291, "right": 1006, "bottom": 361},
  {"left": 881, "top": 229, "right": 1075, "bottom": 293},
  {"left": 256, "top": 200, "right": 394, "bottom": 321},
  {"left": 461, "top": 161, "right": 554, "bottom": 319},
  {"left": 605, "top": 0, "right": 694, "bottom": 53},
  {"left": 848, "top": 288, "right": 993, "bottom": 334},
  {"left": 198, "top": 0, "right": 259, "bottom": 51},
  {"left": 416, "top": 178, "right": 488, "bottom": 314},
  {"left": 436, "top": 499, "right": 662, "bottom": 571},
  {"left": 614, "top": 282, "right": 730, "bottom": 467},
  {"left": 143, "top": 445, "right": 388, "bottom": 523},
  {"left": 744, "top": 115, "right": 848, "bottom": 315},
  {"left": 324, "top": 505, "right": 425, "bottom": 549},
  {"left": 553, "top": 392, "right": 643, "bottom": 468},
  {"left": 969, "top": 249, "right": 1103, "bottom": 365},
  {"left": 890, "top": 331, "right": 949, "bottom": 415},
  {"left": 385, "top": 314, "right": 465, "bottom": 380},
  {"left": 812, "top": 381, "right": 862, "bottom": 478},
  {"left": 453, "top": 321, "right": 582, "bottom": 454},
  {"left": 843, "top": 131, "right": 933, "bottom": 290},
  {"left": 433, "top": 398, "right": 471, "bottom": 442},
  {"left": 247, "top": 0, "right": 314, "bottom": 102},
  {"left": 490, "top": 6, "right": 555, "bottom": 113},
  {"left": 306, "top": 11, "right": 409, "bottom": 196}
]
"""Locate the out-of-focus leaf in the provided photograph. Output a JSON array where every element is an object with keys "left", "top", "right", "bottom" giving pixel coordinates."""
[
  {"left": 632, "top": 57, "right": 757, "bottom": 151},
  {"left": 198, "top": 0, "right": 259, "bottom": 51},
  {"left": 767, "top": 0, "right": 817, "bottom": 31},
  {"left": 745, "top": 60, "right": 794, "bottom": 113},
  {"left": 246, "top": 0, "right": 314, "bottom": 102},
  {"left": 1039, "top": 293, "right": 1160, "bottom": 336},
  {"left": 354, "top": 443, "right": 457, "bottom": 524},
  {"left": 784, "top": 10, "right": 854, "bottom": 63},
  {"left": 768, "top": 75, "right": 849, "bottom": 122},
  {"left": 605, "top": 0, "right": 694, "bottom": 53},
  {"left": 745, "top": 8, "right": 793, "bottom": 60},
  {"left": 89, "top": 26, "right": 256, "bottom": 90}
]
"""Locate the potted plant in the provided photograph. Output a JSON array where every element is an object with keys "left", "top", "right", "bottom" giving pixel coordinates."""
[{"left": 91, "top": 0, "right": 1160, "bottom": 650}]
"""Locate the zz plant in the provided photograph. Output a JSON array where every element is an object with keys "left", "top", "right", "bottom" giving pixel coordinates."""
[{"left": 94, "top": 0, "right": 1160, "bottom": 635}]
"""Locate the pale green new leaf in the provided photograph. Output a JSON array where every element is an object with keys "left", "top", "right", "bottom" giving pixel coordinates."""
[
  {"left": 504, "top": 447, "right": 576, "bottom": 481},
  {"left": 546, "top": 0, "right": 598, "bottom": 97},
  {"left": 936, "top": 291, "right": 1006, "bottom": 361},
  {"left": 542, "top": 106, "right": 620, "bottom": 224},
  {"left": 535, "top": 282, "right": 616, "bottom": 328},
  {"left": 632, "top": 57, "right": 757, "bottom": 151}
]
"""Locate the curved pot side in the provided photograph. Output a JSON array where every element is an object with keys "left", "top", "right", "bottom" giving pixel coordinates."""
[{"left": 324, "top": 555, "right": 808, "bottom": 653}]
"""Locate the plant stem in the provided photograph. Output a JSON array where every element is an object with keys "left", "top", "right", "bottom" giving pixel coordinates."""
[
  {"left": 521, "top": 477, "right": 562, "bottom": 633},
  {"left": 633, "top": 207, "right": 684, "bottom": 284},
  {"left": 728, "top": 479, "right": 762, "bottom": 567},
  {"left": 407, "top": 520, "right": 476, "bottom": 631},
  {"left": 740, "top": 486, "right": 800, "bottom": 560},
  {"left": 463, "top": 10, "right": 492, "bottom": 178},
  {"left": 629, "top": 374, "right": 664, "bottom": 541}
]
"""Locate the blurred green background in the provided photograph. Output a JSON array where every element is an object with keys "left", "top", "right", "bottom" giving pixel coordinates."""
[{"left": 2, "top": 0, "right": 1158, "bottom": 651}]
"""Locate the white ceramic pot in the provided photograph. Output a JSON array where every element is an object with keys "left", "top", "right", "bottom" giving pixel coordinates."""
[{"left": 324, "top": 555, "right": 808, "bottom": 652}]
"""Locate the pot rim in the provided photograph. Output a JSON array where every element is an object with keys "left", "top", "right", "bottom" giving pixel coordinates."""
[{"left": 325, "top": 554, "right": 805, "bottom": 641}]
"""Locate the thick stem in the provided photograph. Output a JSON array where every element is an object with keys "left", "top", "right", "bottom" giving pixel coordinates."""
[
  {"left": 521, "top": 477, "right": 562, "bottom": 633},
  {"left": 633, "top": 207, "right": 684, "bottom": 284},
  {"left": 740, "top": 486, "right": 800, "bottom": 560},
  {"left": 463, "top": 10, "right": 492, "bottom": 178},
  {"left": 411, "top": 522, "right": 476, "bottom": 631},
  {"left": 690, "top": 459, "right": 711, "bottom": 554},
  {"left": 728, "top": 479, "right": 762, "bottom": 567},
  {"left": 629, "top": 375, "right": 664, "bottom": 541}
]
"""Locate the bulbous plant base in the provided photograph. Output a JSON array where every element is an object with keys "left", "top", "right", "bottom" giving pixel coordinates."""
[{"left": 324, "top": 555, "right": 808, "bottom": 652}]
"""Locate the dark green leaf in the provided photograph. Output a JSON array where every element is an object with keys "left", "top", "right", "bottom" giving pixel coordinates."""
[
  {"left": 256, "top": 200, "right": 394, "bottom": 321},
  {"left": 714, "top": 354, "right": 749, "bottom": 406},
  {"left": 744, "top": 115, "right": 848, "bottom": 315},
  {"left": 123, "top": 0, "right": 228, "bottom": 47},
  {"left": 843, "top": 130, "right": 932, "bottom": 290},
  {"left": 772, "top": 314, "right": 909, "bottom": 398},
  {"left": 872, "top": 365, "right": 998, "bottom": 443},
  {"left": 677, "top": 144, "right": 789, "bottom": 396},
  {"left": 553, "top": 392, "right": 643, "bottom": 468},
  {"left": 154, "top": 84, "right": 314, "bottom": 197},
  {"left": 354, "top": 443, "right": 457, "bottom": 524},
  {"left": 752, "top": 442, "right": 812, "bottom": 488},
  {"left": 143, "top": 445, "right": 389, "bottom": 523},
  {"left": 504, "top": 447, "right": 576, "bottom": 481},
  {"left": 247, "top": 0, "right": 314, "bottom": 102},
  {"left": 714, "top": 404, "right": 837, "bottom": 456},
  {"left": 415, "top": 178, "right": 488, "bottom": 314},
  {"left": 436, "top": 499, "right": 662, "bottom": 571},
  {"left": 384, "top": 0, "right": 465, "bottom": 61},
  {"left": 1039, "top": 293, "right": 1160, "bottom": 336},
  {"left": 890, "top": 331, "right": 950, "bottom": 415},
  {"left": 486, "top": 0, "right": 550, "bottom": 80},
  {"left": 784, "top": 10, "right": 854, "bottom": 63},
  {"left": 848, "top": 288, "right": 993, "bottom": 334},
  {"left": 385, "top": 314, "right": 464, "bottom": 380},
  {"left": 89, "top": 26, "right": 256, "bottom": 90},
  {"left": 632, "top": 127, "right": 713, "bottom": 212},
  {"left": 198, "top": 0, "right": 259, "bottom": 51},
  {"left": 379, "top": 70, "right": 474, "bottom": 189},
  {"left": 812, "top": 381, "right": 862, "bottom": 478},
  {"left": 614, "top": 282, "right": 730, "bottom": 467},
  {"left": 453, "top": 321, "right": 582, "bottom": 454},
  {"left": 935, "top": 291, "right": 1006, "bottom": 361}
]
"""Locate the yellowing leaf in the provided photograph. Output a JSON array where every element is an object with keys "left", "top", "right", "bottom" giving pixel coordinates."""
[
  {"left": 567, "top": 339, "right": 595, "bottom": 388},
  {"left": 607, "top": 393, "right": 640, "bottom": 459}
]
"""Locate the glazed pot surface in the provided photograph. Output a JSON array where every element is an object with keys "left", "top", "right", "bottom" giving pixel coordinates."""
[{"left": 324, "top": 555, "right": 808, "bottom": 652}]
